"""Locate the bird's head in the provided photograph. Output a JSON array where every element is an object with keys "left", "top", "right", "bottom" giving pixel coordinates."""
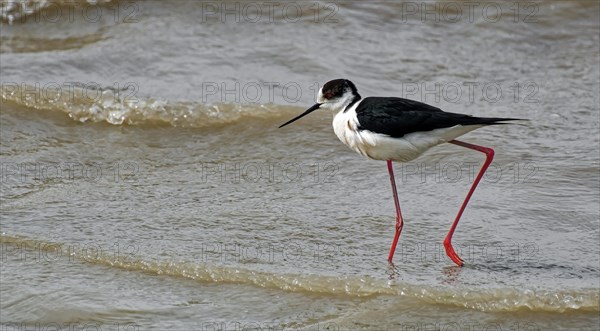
[{"left": 279, "top": 79, "right": 361, "bottom": 128}]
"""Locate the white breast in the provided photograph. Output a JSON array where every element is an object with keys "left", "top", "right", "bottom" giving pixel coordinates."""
[{"left": 332, "top": 104, "right": 371, "bottom": 158}]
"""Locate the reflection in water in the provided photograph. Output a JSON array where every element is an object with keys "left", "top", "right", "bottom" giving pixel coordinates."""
[
  {"left": 387, "top": 261, "right": 401, "bottom": 281},
  {"left": 441, "top": 265, "right": 464, "bottom": 285}
]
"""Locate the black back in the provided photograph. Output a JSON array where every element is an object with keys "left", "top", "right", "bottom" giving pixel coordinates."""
[{"left": 355, "top": 97, "right": 517, "bottom": 137}]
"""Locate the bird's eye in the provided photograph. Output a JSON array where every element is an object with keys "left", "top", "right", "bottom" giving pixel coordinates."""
[{"left": 324, "top": 92, "right": 333, "bottom": 99}]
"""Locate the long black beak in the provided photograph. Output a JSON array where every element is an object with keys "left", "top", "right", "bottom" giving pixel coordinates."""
[{"left": 279, "top": 103, "right": 322, "bottom": 128}]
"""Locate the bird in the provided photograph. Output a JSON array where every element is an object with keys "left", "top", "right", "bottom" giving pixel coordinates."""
[{"left": 279, "top": 79, "right": 520, "bottom": 266}]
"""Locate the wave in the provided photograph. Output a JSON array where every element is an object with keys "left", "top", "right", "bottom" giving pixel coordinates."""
[
  {"left": 2, "top": 234, "right": 598, "bottom": 314},
  {"left": 1, "top": 83, "right": 292, "bottom": 127}
]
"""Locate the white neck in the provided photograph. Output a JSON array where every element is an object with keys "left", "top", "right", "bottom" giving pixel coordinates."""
[{"left": 318, "top": 90, "right": 358, "bottom": 113}]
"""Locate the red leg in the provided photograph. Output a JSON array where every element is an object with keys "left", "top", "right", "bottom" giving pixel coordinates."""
[
  {"left": 444, "top": 140, "right": 495, "bottom": 266},
  {"left": 387, "top": 160, "right": 404, "bottom": 263}
]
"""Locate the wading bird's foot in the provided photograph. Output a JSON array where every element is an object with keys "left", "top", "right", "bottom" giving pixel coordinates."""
[{"left": 443, "top": 239, "right": 464, "bottom": 267}]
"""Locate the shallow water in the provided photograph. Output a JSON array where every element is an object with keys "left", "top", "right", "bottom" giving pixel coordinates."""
[{"left": 1, "top": 0, "right": 599, "bottom": 330}]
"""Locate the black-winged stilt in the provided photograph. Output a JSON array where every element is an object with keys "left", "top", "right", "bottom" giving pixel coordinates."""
[{"left": 279, "top": 79, "right": 520, "bottom": 266}]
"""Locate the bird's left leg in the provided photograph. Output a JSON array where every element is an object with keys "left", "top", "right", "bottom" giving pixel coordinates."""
[
  {"left": 444, "top": 140, "right": 495, "bottom": 266},
  {"left": 387, "top": 160, "right": 404, "bottom": 263}
]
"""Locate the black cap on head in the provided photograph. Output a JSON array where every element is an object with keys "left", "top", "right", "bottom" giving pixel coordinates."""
[{"left": 321, "top": 79, "right": 359, "bottom": 100}]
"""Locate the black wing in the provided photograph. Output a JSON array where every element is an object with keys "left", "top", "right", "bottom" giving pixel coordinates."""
[{"left": 355, "top": 97, "right": 516, "bottom": 138}]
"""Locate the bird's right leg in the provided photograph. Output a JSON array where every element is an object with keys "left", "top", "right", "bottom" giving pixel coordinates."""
[
  {"left": 387, "top": 160, "right": 404, "bottom": 263},
  {"left": 444, "top": 140, "right": 495, "bottom": 267}
]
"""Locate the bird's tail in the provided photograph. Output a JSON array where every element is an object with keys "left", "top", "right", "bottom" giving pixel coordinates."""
[{"left": 468, "top": 117, "right": 526, "bottom": 126}]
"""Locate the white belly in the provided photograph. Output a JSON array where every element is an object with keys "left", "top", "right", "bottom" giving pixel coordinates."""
[{"left": 332, "top": 108, "right": 481, "bottom": 162}]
